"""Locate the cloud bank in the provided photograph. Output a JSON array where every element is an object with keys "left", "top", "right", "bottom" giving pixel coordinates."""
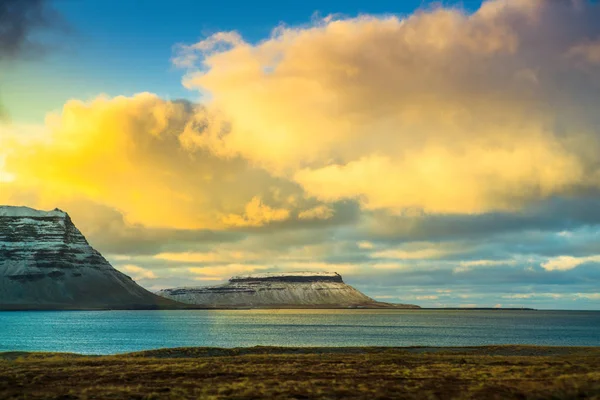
[{"left": 177, "top": 0, "right": 600, "bottom": 214}]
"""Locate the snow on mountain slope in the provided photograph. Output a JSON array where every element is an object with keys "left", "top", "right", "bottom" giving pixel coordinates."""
[
  {"left": 0, "top": 205, "right": 177, "bottom": 310},
  {"left": 156, "top": 272, "right": 420, "bottom": 308}
]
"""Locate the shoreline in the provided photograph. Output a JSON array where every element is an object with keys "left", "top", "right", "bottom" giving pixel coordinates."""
[{"left": 0, "top": 306, "right": 543, "bottom": 311}]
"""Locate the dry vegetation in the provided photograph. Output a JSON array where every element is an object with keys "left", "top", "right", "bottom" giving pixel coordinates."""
[{"left": 1, "top": 346, "right": 599, "bottom": 399}]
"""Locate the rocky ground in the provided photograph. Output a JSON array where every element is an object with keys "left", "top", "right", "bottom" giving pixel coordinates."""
[{"left": 1, "top": 346, "right": 599, "bottom": 399}]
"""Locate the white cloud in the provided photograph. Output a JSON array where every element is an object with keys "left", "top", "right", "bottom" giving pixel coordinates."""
[
  {"left": 416, "top": 295, "right": 439, "bottom": 300},
  {"left": 541, "top": 255, "right": 600, "bottom": 271},
  {"left": 576, "top": 293, "right": 600, "bottom": 300},
  {"left": 453, "top": 259, "right": 517, "bottom": 273},
  {"left": 357, "top": 241, "right": 374, "bottom": 249},
  {"left": 502, "top": 293, "right": 565, "bottom": 299}
]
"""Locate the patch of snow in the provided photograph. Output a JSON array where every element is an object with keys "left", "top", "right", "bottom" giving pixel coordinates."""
[
  {"left": 157, "top": 277, "right": 376, "bottom": 307},
  {"left": 231, "top": 271, "right": 340, "bottom": 280},
  {"left": 0, "top": 206, "right": 66, "bottom": 218}
]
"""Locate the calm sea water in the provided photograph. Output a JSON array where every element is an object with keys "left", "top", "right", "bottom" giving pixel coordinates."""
[{"left": 1, "top": 309, "right": 599, "bottom": 355}]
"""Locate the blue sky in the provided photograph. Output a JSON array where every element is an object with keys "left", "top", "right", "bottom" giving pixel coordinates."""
[{"left": 3, "top": 0, "right": 483, "bottom": 123}]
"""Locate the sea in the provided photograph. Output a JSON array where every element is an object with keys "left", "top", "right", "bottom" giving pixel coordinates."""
[{"left": 1, "top": 309, "right": 599, "bottom": 355}]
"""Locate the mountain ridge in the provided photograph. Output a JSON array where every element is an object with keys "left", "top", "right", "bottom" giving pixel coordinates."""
[
  {"left": 0, "top": 205, "right": 179, "bottom": 310},
  {"left": 156, "top": 272, "right": 420, "bottom": 309}
]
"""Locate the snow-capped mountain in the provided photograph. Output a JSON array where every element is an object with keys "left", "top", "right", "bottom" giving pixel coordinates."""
[
  {"left": 0, "top": 206, "right": 177, "bottom": 310},
  {"left": 156, "top": 272, "right": 419, "bottom": 308}
]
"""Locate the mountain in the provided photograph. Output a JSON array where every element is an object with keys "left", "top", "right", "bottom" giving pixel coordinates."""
[
  {"left": 156, "top": 272, "right": 420, "bottom": 309},
  {"left": 0, "top": 206, "right": 179, "bottom": 310}
]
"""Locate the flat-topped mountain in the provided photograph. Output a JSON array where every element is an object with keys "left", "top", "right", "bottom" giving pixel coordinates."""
[
  {"left": 0, "top": 206, "right": 178, "bottom": 310},
  {"left": 156, "top": 272, "right": 420, "bottom": 309}
]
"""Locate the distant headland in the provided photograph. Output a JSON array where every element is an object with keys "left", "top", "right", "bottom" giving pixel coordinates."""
[{"left": 0, "top": 206, "right": 419, "bottom": 310}]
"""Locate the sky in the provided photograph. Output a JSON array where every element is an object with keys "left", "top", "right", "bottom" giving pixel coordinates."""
[{"left": 1, "top": 0, "right": 600, "bottom": 309}]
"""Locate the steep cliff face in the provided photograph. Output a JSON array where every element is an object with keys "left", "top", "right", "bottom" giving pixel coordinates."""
[
  {"left": 0, "top": 206, "right": 176, "bottom": 310},
  {"left": 156, "top": 272, "right": 420, "bottom": 308}
]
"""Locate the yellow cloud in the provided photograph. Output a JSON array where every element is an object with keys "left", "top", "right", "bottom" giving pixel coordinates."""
[
  {"left": 372, "top": 248, "right": 449, "bottom": 260},
  {"left": 279, "top": 262, "right": 359, "bottom": 275},
  {"left": 357, "top": 241, "right": 374, "bottom": 249},
  {"left": 6, "top": 0, "right": 600, "bottom": 241},
  {"left": 541, "top": 255, "right": 600, "bottom": 272},
  {"left": 0, "top": 155, "right": 14, "bottom": 183},
  {"left": 155, "top": 252, "right": 223, "bottom": 263},
  {"left": 297, "top": 204, "right": 334, "bottom": 220},
  {"left": 154, "top": 251, "right": 257, "bottom": 263},
  {"left": 188, "top": 264, "right": 269, "bottom": 277},
  {"left": 294, "top": 147, "right": 582, "bottom": 214},
  {"left": 1, "top": 94, "right": 301, "bottom": 230},
  {"left": 222, "top": 196, "right": 290, "bottom": 227},
  {"left": 370, "top": 263, "right": 411, "bottom": 270},
  {"left": 120, "top": 264, "right": 157, "bottom": 280},
  {"left": 193, "top": 277, "right": 225, "bottom": 282},
  {"left": 176, "top": 1, "right": 600, "bottom": 215}
]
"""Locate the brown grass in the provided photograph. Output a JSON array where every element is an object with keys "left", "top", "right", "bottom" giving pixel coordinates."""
[{"left": 1, "top": 346, "right": 599, "bottom": 399}]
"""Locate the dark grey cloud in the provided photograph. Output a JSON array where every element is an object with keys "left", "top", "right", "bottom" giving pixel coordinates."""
[
  {"left": 0, "top": 0, "right": 69, "bottom": 119},
  {"left": 346, "top": 263, "right": 600, "bottom": 309},
  {"left": 356, "top": 194, "right": 600, "bottom": 244},
  {"left": 0, "top": 0, "right": 67, "bottom": 60},
  {"left": 349, "top": 263, "right": 600, "bottom": 289},
  {"left": 226, "top": 200, "right": 361, "bottom": 235},
  {"left": 65, "top": 201, "right": 246, "bottom": 256}
]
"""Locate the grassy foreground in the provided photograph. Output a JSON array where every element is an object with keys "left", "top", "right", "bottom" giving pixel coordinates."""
[{"left": 1, "top": 346, "right": 599, "bottom": 399}]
